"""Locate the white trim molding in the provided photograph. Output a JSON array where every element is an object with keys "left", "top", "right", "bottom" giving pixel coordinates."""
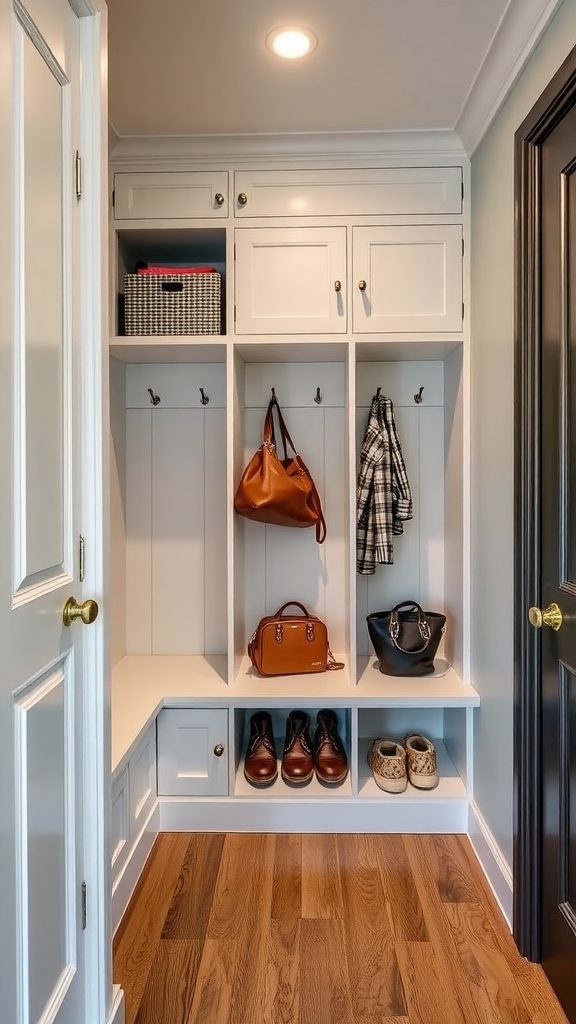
[
  {"left": 468, "top": 800, "right": 513, "bottom": 928},
  {"left": 456, "top": 0, "right": 566, "bottom": 156}
]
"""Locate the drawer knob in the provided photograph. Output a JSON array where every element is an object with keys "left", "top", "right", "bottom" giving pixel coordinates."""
[
  {"left": 213, "top": 743, "right": 225, "bottom": 757},
  {"left": 358, "top": 279, "right": 367, "bottom": 292},
  {"left": 214, "top": 192, "right": 225, "bottom": 206},
  {"left": 334, "top": 280, "right": 341, "bottom": 292},
  {"left": 237, "top": 192, "right": 248, "bottom": 207}
]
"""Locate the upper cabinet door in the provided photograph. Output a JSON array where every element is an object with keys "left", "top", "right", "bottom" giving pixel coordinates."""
[
  {"left": 352, "top": 225, "right": 463, "bottom": 334},
  {"left": 235, "top": 227, "right": 347, "bottom": 334},
  {"left": 113, "top": 171, "right": 229, "bottom": 219},
  {"left": 233, "top": 167, "right": 462, "bottom": 217}
]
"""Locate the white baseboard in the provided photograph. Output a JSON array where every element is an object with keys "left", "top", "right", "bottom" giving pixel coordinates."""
[
  {"left": 106, "top": 985, "right": 125, "bottom": 1024},
  {"left": 158, "top": 796, "right": 469, "bottom": 834},
  {"left": 111, "top": 801, "right": 160, "bottom": 934},
  {"left": 467, "top": 800, "right": 513, "bottom": 927}
]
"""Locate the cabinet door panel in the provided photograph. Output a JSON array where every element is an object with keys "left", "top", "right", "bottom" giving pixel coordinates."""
[
  {"left": 114, "top": 171, "right": 228, "bottom": 219},
  {"left": 352, "top": 225, "right": 463, "bottom": 333},
  {"left": 157, "top": 708, "right": 228, "bottom": 796},
  {"left": 234, "top": 167, "right": 462, "bottom": 217},
  {"left": 235, "top": 227, "right": 346, "bottom": 334}
]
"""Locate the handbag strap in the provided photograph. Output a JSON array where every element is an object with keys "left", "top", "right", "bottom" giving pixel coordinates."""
[
  {"left": 389, "top": 601, "right": 432, "bottom": 653},
  {"left": 274, "top": 601, "right": 310, "bottom": 618}
]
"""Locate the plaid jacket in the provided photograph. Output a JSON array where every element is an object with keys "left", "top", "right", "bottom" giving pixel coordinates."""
[{"left": 356, "top": 395, "right": 413, "bottom": 575}]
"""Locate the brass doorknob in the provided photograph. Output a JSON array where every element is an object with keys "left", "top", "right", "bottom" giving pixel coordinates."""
[
  {"left": 63, "top": 597, "right": 99, "bottom": 627},
  {"left": 528, "top": 602, "right": 563, "bottom": 631},
  {"left": 213, "top": 744, "right": 225, "bottom": 757},
  {"left": 358, "top": 279, "right": 367, "bottom": 291}
]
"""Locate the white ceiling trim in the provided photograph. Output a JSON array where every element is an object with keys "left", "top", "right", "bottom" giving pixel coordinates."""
[
  {"left": 456, "top": 0, "right": 566, "bottom": 155},
  {"left": 109, "top": 129, "right": 467, "bottom": 169}
]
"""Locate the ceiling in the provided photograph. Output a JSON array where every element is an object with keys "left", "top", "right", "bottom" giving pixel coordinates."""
[{"left": 106, "top": 0, "right": 563, "bottom": 154}]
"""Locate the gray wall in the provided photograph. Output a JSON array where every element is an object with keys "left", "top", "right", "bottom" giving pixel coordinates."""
[{"left": 470, "top": 0, "right": 576, "bottom": 869}]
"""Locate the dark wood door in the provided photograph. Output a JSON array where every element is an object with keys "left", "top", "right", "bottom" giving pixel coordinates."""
[
  {"left": 515, "top": 45, "right": 576, "bottom": 1024},
  {"left": 539, "top": 97, "right": 576, "bottom": 1022}
]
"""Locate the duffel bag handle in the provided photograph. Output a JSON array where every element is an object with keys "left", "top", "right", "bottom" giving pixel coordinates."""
[
  {"left": 389, "top": 601, "right": 431, "bottom": 653},
  {"left": 274, "top": 601, "right": 311, "bottom": 618}
]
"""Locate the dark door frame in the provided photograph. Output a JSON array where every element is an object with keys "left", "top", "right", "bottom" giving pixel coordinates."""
[{"left": 514, "top": 44, "right": 576, "bottom": 960}]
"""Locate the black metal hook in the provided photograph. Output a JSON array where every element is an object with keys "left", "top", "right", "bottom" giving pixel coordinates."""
[
  {"left": 314, "top": 387, "right": 322, "bottom": 404},
  {"left": 414, "top": 386, "right": 424, "bottom": 404},
  {"left": 199, "top": 387, "right": 210, "bottom": 405},
  {"left": 147, "top": 388, "right": 161, "bottom": 406},
  {"left": 271, "top": 387, "right": 276, "bottom": 401}
]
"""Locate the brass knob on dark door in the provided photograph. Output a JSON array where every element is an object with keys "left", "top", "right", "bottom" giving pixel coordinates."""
[
  {"left": 63, "top": 597, "right": 100, "bottom": 627},
  {"left": 528, "top": 602, "right": 563, "bottom": 631}
]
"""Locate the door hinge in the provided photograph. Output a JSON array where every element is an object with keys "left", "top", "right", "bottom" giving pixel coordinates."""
[
  {"left": 112, "top": 189, "right": 115, "bottom": 209},
  {"left": 79, "top": 535, "right": 85, "bottom": 582},
  {"left": 461, "top": 180, "right": 464, "bottom": 202},
  {"left": 75, "top": 150, "right": 82, "bottom": 200},
  {"left": 462, "top": 237, "right": 465, "bottom": 258},
  {"left": 81, "top": 881, "right": 87, "bottom": 930},
  {"left": 462, "top": 301, "right": 465, "bottom": 320}
]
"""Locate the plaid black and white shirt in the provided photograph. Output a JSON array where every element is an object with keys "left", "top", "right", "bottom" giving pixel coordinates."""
[{"left": 356, "top": 395, "right": 413, "bottom": 575}]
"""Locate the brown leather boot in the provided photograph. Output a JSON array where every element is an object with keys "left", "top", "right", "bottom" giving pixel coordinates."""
[
  {"left": 313, "top": 709, "right": 348, "bottom": 784},
  {"left": 244, "top": 711, "right": 278, "bottom": 786},
  {"left": 281, "top": 710, "right": 314, "bottom": 785}
]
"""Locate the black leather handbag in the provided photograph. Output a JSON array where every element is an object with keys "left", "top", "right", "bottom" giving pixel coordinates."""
[{"left": 366, "top": 601, "right": 446, "bottom": 676}]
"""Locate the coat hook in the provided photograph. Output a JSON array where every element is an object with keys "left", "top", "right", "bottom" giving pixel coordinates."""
[
  {"left": 199, "top": 387, "right": 210, "bottom": 405},
  {"left": 271, "top": 387, "right": 276, "bottom": 400},
  {"left": 376, "top": 386, "right": 381, "bottom": 398},
  {"left": 314, "top": 387, "right": 322, "bottom": 404},
  {"left": 414, "top": 386, "right": 424, "bottom": 404},
  {"left": 147, "top": 388, "right": 161, "bottom": 406}
]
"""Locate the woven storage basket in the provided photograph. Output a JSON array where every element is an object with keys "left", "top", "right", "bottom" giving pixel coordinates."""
[{"left": 124, "top": 271, "right": 221, "bottom": 336}]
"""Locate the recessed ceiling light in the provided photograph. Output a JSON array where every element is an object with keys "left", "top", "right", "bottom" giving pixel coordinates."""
[{"left": 266, "top": 26, "right": 318, "bottom": 60}]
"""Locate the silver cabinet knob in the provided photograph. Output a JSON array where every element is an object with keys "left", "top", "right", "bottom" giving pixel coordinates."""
[
  {"left": 358, "top": 280, "right": 367, "bottom": 292},
  {"left": 237, "top": 192, "right": 248, "bottom": 207},
  {"left": 214, "top": 192, "right": 225, "bottom": 206},
  {"left": 334, "top": 280, "right": 342, "bottom": 292},
  {"left": 213, "top": 743, "right": 225, "bottom": 757}
]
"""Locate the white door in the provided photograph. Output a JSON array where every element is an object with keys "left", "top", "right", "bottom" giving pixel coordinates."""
[
  {"left": 352, "top": 224, "right": 464, "bottom": 333},
  {"left": 0, "top": 2, "right": 106, "bottom": 1023},
  {"left": 234, "top": 226, "right": 347, "bottom": 334}
]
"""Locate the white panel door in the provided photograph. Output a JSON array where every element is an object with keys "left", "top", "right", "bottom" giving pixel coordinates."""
[
  {"left": 235, "top": 227, "right": 347, "bottom": 334},
  {"left": 352, "top": 225, "right": 463, "bottom": 333},
  {"left": 0, "top": 3, "right": 104, "bottom": 1023}
]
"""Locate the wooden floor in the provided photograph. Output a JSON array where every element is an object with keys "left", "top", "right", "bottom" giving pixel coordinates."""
[{"left": 113, "top": 832, "right": 569, "bottom": 1024}]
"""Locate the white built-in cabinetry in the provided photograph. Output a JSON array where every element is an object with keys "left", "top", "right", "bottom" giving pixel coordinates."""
[{"left": 108, "top": 156, "right": 477, "bottom": 918}]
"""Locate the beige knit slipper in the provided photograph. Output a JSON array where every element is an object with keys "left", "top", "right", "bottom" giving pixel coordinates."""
[
  {"left": 405, "top": 734, "right": 439, "bottom": 789},
  {"left": 367, "top": 738, "right": 407, "bottom": 793}
]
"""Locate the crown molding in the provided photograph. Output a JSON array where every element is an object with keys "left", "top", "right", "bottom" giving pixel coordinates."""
[
  {"left": 456, "top": 0, "right": 566, "bottom": 156},
  {"left": 108, "top": 129, "right": 468, "bottom": 170}
]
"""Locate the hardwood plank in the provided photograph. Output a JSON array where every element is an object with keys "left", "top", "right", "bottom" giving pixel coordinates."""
[
  {"left": 300, "top": 919, "right": 355, "bottom": 1024},
  {"left": 134, "top": 940, "right": 200, "bottom": 1024},
  {"left": 185, "top": 937, "right": 236, "bottom": 1024},
  {"left": 271, "top": 832, "right": 301, "bottom": 922},
  {"left": 443, "top": 902, "right": 533, "bottom": 1024},
  {"left": 113, "top": 833, "right": 191, "bottom": 1024},
  {"left": 373, "top": 833, "right": 429, "bottom": 942},
  {"left": 162, "top": 832, "right": 224, "bottom": 940},
  {"left": 301, "top": 833, "right": 344, "bottom": 919},
  {"left": 422, "top": 833, "right": 485, "bottom": 903},
  {"left": 263, "top": 917, "right": 301, "bottom": 1024},
  {"left": 395, "top": 940, "right": 480, "bottom": 1024},
  {"left": 338, "top": 834, "right": 406, "bottom": 1019}
]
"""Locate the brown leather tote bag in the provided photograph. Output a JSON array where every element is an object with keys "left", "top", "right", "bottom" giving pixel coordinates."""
[
  {"left": 248, "top": 601, "right": 344, "bottom": 676},
  {"left": 234, "top": 397, "right": 326, "bottom": 543}
]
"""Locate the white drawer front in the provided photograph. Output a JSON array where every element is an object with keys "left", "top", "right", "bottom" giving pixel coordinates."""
[
  {"left": 234, "top": 167, "right": 462, "bottom": 218},
  {"left": 114, "top": 172, "right": 229, "bottom": 220}
]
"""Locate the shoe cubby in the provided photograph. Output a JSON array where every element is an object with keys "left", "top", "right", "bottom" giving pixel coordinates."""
[
  {"left": 233, "top": 706, "right": 353, "bottom": 798},
  {"left": 357, "top": 706, "right": 470, "bottom": 806}
]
